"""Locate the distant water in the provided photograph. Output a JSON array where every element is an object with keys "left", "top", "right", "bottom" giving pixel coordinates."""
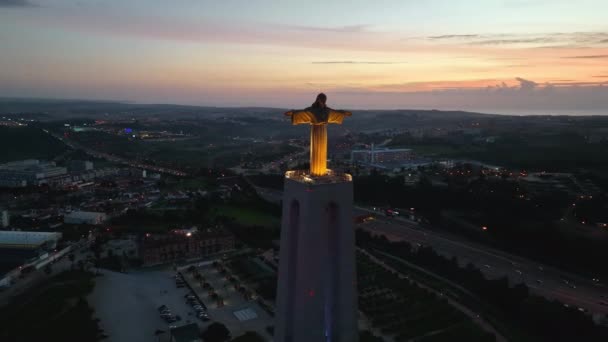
[{"left": 473, "top": 108, "right": 608, "bottom": 116}]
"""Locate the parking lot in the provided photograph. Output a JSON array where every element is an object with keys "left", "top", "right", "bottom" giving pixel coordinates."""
[
  {"left": 89, "top": 268, "right": 211, "bottom": 342},
  {"left": 180, "top": 262, "right": 273, "bottom": 340}
]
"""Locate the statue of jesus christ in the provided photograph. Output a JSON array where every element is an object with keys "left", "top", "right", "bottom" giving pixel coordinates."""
[{"left": 285, "top": 93, "right": 352, "bottom": 176}]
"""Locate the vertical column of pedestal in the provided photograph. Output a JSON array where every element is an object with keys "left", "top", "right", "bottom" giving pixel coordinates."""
[
  {"left": 325, "top": 202, "right": 340, "bottom": 341},
  {"left": 296, "top": 181, "right": 326, "bottom": 342},
  {"left": 275, "top": 185, "right": 301, "bottom": 342},
  {"left": 276, "top": 178, "right": 358, "bottom": 342},
  {"left": 310, "top": 124, "right": 327, "bottom": 176}
]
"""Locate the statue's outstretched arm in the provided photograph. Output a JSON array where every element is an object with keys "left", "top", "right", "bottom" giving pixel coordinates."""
[
  {"left": 285, "top": 109, "right": 315, "bottom": 125},
  {"left": 327, "top": 109, "right": 352, "bottom": 124}
]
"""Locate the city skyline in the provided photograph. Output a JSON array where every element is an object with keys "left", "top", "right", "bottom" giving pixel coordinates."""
[{"left": 1, "top": 0, "right": 608, "bottom": 113}]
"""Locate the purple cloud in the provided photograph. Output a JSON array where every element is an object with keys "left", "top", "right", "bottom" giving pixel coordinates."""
[
  {"left": 563, "top": 55, "right": 608, "bottom": 59},
  {"left": 312, "top": 61, "right": 405, "bottom": 65},
  {"left": 515, "top": 77, "right": 538, "bottom": 91}
]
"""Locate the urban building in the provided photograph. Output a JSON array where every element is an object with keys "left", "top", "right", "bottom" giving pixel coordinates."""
[
  {"left": 70, "top": 167, "right": 119, "bottom": 182},
  {"left": 0, "top": 231, "right": 62, "bottom": 276},
  {"left": 0, "top": 159, "right": 68, "bottom": 187},
  {"left": 1, "top": 210, "right": 8, "bottom": 228},
  {"left": 69, "top": 160, "right": 94, "bottom": 172},
  {"left": 64, "top": 211, "right": 107, "bottom": 225},
  {"left": 0, "top": 231, "right": 62, "bottom": 250},
  {"left": 139, "top": 230, "right": 234, "bottom": 266}
]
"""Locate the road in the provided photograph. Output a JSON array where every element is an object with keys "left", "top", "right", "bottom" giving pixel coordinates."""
[
  {"left": 250, "top": 185, "right": 608, "bottom": 317},
  {"left": 356, "top": 208, "right": 608, "bottom": 317}
]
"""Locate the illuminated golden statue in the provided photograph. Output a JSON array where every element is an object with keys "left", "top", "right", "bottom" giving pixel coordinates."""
[{"left": 285, "top": 93, "right": 352, "bottom": 176}]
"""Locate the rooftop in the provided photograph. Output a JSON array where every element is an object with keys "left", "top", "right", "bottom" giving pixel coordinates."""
[
  {"left": 64, "top": 211, "right": 106, "bottom": 219},
  {"left": 0, "top": 231, "right": 62, "bottom": 248}
]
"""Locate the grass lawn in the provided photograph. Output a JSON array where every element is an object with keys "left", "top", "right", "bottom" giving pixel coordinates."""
[
  {"left": 0, "top": 126, "right": 68, "bottom": 162},
  {"left": 214, "top": 205, "right": 280, "bottom": 227},
  {"left": 162, "top": 177, "right": 210, "bottom": 191}
]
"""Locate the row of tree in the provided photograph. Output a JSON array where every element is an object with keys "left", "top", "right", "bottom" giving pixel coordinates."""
[{"left": 199, "top": 322, "right": 265, "bottom": 342}]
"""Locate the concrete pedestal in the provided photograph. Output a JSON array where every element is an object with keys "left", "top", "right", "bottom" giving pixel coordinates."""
[{"left": 274, "top": 171, "right": 358, "bottom": 342}]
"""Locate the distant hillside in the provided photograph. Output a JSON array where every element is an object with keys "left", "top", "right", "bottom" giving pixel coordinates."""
[
  {"left": 0, "top": 97, "right": 495, "bottom": 122},
  {"left": 0, "top": 126, "right": 68, "bottom": 163}
]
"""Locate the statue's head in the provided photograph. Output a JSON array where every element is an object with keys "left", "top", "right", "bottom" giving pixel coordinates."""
[{"left": 314, "top": 93, "right": 327, "bottom": 108}]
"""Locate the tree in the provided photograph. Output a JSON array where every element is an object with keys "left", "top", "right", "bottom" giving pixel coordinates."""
[
  {"left": 231, "top": 331, "right": 265, "bottom": 342},
  {"left": 360, "top": 330, "right": 385, "bottom": 342},
  {"left": 201, "top": 322, "right": 231, "bottom": 342},
  {"left": 44, "top": 263, "right": 53, "bottom": 275},
  {"left": 68, "top": 253, "right": 76, "bottom": 268}
]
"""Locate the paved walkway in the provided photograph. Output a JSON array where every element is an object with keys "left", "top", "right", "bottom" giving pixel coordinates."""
[{"left": 180, "top": 263, "right": 273, "bottom": 340}]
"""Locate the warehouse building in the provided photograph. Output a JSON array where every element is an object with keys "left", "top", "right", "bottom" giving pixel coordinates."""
[{"left": 64, "top": 211, "right": 107, "bottom": 225}]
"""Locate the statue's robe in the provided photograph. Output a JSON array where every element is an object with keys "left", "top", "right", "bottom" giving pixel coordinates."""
[
  {"left": 286, "top": 107, "right": 352, "bottom": 125},
  {"left": 285, "top": 107, "right": 352, "bottom": 176}
]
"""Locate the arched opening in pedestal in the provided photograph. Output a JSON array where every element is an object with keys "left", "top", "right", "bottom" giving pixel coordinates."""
[{"left": 285, "top": 199, "right": 300, "bottom": 341}]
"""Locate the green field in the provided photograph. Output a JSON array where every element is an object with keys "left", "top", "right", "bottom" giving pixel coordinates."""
[
  {"left": 162, "top": 177, "right": 210, "bottom": 191},
  {"left": 0, "top": 126, "right": 68, "bottom": 163},
  {"left": 214, "top": 204, "right": 280, "bottom": 227},
  {"left": 67, "top": 130, "right": 298, "bottom": 169}
]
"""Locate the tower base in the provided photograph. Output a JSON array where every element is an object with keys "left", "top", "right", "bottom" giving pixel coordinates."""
[{"left": 274, "top": 171, "right": 358, "bottom": 342}]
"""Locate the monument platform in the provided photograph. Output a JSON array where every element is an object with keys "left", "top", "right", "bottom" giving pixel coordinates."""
[{"left": 285, "top": 169, "right": 352, "bottom": 185}]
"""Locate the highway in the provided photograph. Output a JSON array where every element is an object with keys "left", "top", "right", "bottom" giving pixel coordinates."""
[
  {"left": 355, "top": 208, "right": 608, "bottom": 317},
  {"left": 251, "top": 185, "right": 608, "bottom": 316}
]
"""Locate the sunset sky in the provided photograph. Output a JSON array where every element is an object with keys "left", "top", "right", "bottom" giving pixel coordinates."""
[{"left": 1, "top": 0, "right": 607, "bottom": 113}]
